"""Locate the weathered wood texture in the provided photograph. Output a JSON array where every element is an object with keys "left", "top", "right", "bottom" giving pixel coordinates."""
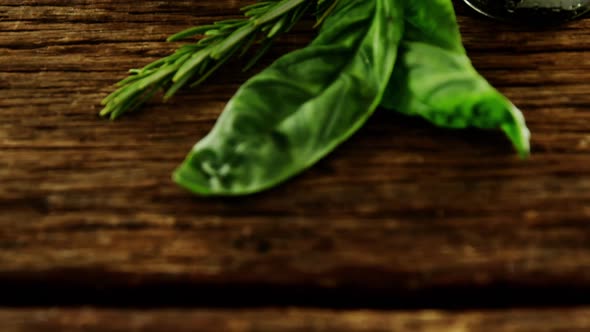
[
  {"left": 3, "top": 308, "right": 590, "bottom": 332},
  {"left": 1, "top": 1, "right": 590, "bottom": 307}
]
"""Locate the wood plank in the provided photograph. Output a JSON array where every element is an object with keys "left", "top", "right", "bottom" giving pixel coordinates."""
[
  {"left": 3, "top": 308, "right": 590, "bottom": 332},
  {"left": 1, "top": 1, "right": 590, "bottom": 306}
]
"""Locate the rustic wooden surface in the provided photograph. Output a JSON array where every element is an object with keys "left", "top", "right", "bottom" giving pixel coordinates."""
[
  {"left": 1, "top": 0, "right": 590, "bottom": 330},
  {"left": 3, "top": 308, "right": 590, "bottom": 332}
]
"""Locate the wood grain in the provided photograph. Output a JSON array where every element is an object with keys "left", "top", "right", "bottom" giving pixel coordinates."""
[
  {"left": 3, "top": 308, "right": 590, "bottom": 332},
  {"left": 1, "top": 1, "right": 590, "bottom": 307}
]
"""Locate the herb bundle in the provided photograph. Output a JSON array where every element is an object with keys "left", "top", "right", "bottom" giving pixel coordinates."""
[{"left": 101, "top": 0, "right": 530, "bottom": 196}]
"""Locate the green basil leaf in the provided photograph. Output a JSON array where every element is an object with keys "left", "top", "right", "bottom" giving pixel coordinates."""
[
  {"left": 381, "top": 0, "right": 530, "bottom": 157},
  {"left": 383, "top": 41, "right": 530, "bottom": 157},
  {"left": 173, "top": 0, "right": 404, "bottom": 196}
]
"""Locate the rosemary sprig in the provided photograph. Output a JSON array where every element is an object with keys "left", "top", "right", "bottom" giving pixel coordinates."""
[{"left": 100, "top": 0, "right": 317, "bottom": 120}]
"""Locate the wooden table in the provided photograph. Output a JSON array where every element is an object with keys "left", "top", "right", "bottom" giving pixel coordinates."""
[{"left": 2, "top": 1, "right": 590, "bottom": 331}]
